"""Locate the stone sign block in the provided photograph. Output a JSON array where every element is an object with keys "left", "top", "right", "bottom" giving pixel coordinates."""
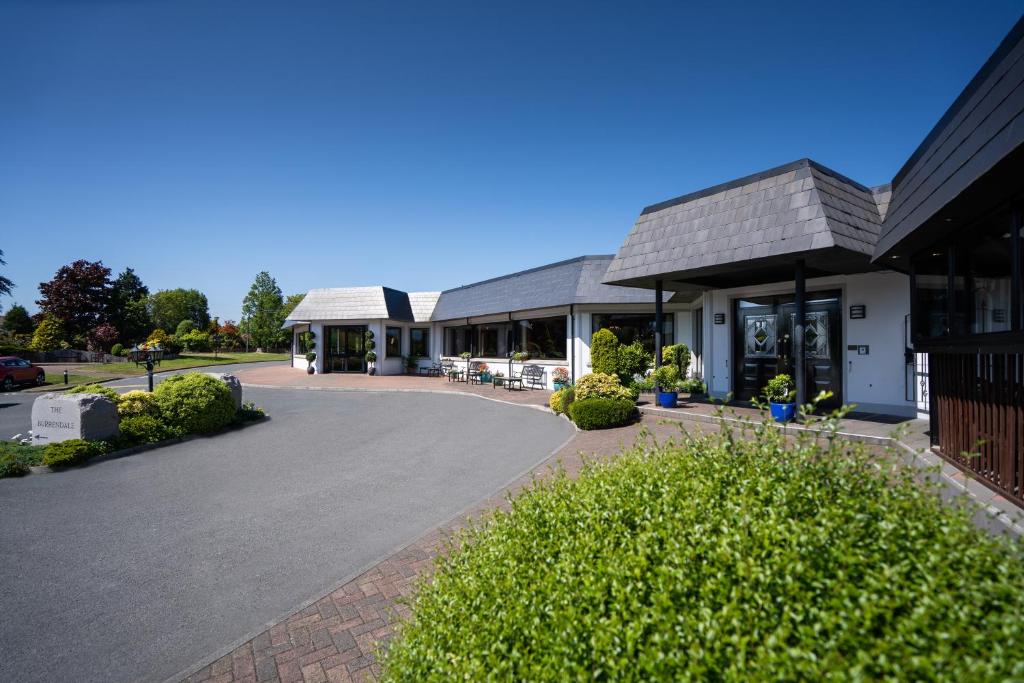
[
  {"left": 204, "top": 372, "right": 243, "bottom": 410},
  {"left": 31, "top": 392, "right": 119, "bottom": 444}
]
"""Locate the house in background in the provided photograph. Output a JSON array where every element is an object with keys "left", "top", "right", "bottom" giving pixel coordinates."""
[{"left": 284, "top": 256, "right": 695, "bottom": 390}]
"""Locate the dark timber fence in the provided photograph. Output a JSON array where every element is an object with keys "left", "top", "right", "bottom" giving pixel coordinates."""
[{"left": 932, "top": 351, "right": 1024, "bottom": 506}]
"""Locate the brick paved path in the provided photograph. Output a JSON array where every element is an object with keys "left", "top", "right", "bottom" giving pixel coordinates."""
[{"left": 180, "top": 415, "right": 705, "bottom": 683}]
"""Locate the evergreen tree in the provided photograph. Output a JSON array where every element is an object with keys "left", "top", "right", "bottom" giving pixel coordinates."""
[
  {"left": 241, "top": 272, "right": 285, "bottom": 350},
  {"left": 108, "top": 268, "right": 151, "bottom": 344},
  {"left": 2, "top": 303, "right": 34, "bottom": 336}
]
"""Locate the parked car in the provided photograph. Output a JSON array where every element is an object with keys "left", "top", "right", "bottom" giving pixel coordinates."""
[{"left": 0, "top": 356, "right": 45, "bottom": 390}]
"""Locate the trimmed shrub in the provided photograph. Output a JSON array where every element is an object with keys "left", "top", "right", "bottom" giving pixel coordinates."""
[
  {"left": 548, "top": 387, "right": 569, "bottom": 415},
  {"left": 661, "top": 343, "right": 692, "bottom": 379},
  {"left": 0, "top": 442, "right": 43, "bottom": 477},
  {"left": 119, "top": 415, "right": 171, "bottom": 444},
  {"left": 589, "top": 328, "right": 619, "bottom": 376},
  {"left": 154, "top": 372, "right": 236, "bottom": 434},
  {"left": 652, "top": 364, "right": 679, "bottom": 390},
  {"left": 616, "top": 340, "right": 651, "bottom": 385},
  {"left": 0, "top": 453, "right": 30, "bottom": 478},
  {"left": 110, "top": 343, "right": 124, "bottom": 357},
  {"left": 179, "top": 329, "right": 211, "bottom": 351},
  {"left": 573, "top": 372, "right": 633, "bottom": 402},
  {"left": 567, "top": 396, "right": 636, "bottom": 430},
  {"left": 117, "top": 390, "right": 160, "bottom": 418},
  {"left": 66, "top": 383, "right": 120, "bottom": 403},
  {"left": 42, "top": 439, "right": 108, "bottom": 468},
  {"left": 383, "top": 419, "right": 1024, "bottom": 681}
]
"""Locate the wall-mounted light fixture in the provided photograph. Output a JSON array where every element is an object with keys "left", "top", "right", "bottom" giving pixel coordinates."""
[
  {"left": 849, "top": 304, "right": 866, "bottom": 320},
  {"left": 713, "top": 313, "right": 726, "bottom": 325}
]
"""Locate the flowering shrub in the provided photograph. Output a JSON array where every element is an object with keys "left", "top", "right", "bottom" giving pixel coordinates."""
[
  {"left": 477, "top": 363, "right": 489, "bottom": 373},
  {"left": 573, "top": 373, "right": 633, "bottom": 402}
]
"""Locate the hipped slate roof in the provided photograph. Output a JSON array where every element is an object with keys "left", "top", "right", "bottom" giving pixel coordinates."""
[
  {"left": 604, "top": 159, "right": 889, "bottom": 289},
  {"left": 408, "top": 292, "right": 440, "bottom": 322},
  {"left": 430, "top": 255, "right": 670, "bottom": 321},
  {"left": 287, "top": 287, "right": 414, "bottom": 322}
]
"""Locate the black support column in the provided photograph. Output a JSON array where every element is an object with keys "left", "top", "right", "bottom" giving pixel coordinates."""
[
  {"left": 654, "top": 279, "right": 664, "bottom": 371},
  {"left": 794, "top": 260, "right": 806, "bottom": 408}
]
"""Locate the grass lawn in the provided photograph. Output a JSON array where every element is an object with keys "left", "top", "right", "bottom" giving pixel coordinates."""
[
  {"left": 29, "top": 352, "right": 289, "bottom": 391},
  {"left": 0, "top": 441, "right": 45, "bottom": 476}
]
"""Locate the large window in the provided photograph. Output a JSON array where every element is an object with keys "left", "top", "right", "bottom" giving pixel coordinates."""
[
  {"left": 518, "top": 316, "right": 567, "bottom": 359},
  {"left": 911, "top": 210, "right": 1021, "bottom": 342},
  {"left": 592, "top": 313, "right": 674, "bottom": 353},
  {"left": 444, "top": 325, "right": 472, "bottom": 356},
  {"left": 410, "top": 328, "right": 430, "bottom": 357},
  {"left": 385, "top": 327, "right": 401, "bottom": 357}
]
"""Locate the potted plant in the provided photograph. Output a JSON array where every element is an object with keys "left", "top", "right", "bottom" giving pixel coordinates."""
[
  {"left": 478, "top": 362, "right": 491, "bottom": 383},
  {"left": 512, "top": 351, "right": 530, "bottom": 363},
  {"left": 305, "top": 351, "right": 317, "bottom": 375},
  {"left": 653, "top": 365, "right": 680, "bottom": 408},
  {"left": 552, "top": 367, "right": 570, "bottom": 390},
  {"left": 364, "top": 330, "right": 376, "bottom": 373},
  {"left": 764, "top": 373, "right": 796, "bottom": 423},
  {"left": 493, "top": 370, "right": 505, "bottom": 386},
  {"left": 679, "top": 377, "right": 707, "bottom": 396},
  {"left": 365, "top": 350, "right": 377, "bottom": 375},
  {"left": 405, "top": 355, "right": 420, "bottom": 374}
]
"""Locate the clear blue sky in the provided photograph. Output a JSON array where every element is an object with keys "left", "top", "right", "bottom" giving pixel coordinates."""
[{"left": 1, "top": 1, "right": 1020, "bottom": 321}]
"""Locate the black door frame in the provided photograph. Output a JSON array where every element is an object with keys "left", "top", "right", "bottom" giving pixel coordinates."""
[
  {"left": 324, "top": 325, "right": 367, "bottom": 373},
  {"left": 732, "top": 289, "right": 843, "bottom": 410}
]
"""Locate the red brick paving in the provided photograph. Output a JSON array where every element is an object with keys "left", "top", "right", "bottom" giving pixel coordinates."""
[{"left": 179, "top": 414, "right": 703, "bottom": 683}]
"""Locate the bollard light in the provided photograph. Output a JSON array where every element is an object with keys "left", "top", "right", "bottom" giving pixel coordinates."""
[{"left": 63, "top": 369, "right": 68, "bottom": 385}]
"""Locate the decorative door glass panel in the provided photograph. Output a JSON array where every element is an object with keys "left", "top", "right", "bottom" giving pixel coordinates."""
[
  {"left": 744, "top": 314, "right": 776, "bottom": 358},
  {"left": 789, "top": 311, "right": 830, "bottom": 359}
]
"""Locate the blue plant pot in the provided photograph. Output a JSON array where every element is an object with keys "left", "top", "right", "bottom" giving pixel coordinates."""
[
  {"left": 480, "top": 372, "right": 492, "bottom": 383},
  {"left": 770, "top": 402, "right": 797, "bottom": 423},
  {"left": 553, "top": 381, "right": 568, "bottom": 391},
  {"left": 657, "top": 391, "right": 678, "bottom": 408}
]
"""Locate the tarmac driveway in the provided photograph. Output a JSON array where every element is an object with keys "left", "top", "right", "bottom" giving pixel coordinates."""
[{"left": 0, "top": 387, "right": 573, "bottom": 683}]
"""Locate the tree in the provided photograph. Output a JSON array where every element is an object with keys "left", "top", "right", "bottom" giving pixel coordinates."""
[
  {"left": 36, "top": 259, "right": 112, "bottom": 340},
  {"left": 108, "top": 268, "right": 151, "bottom": 344},
  {"left": 86, "top": 322, "right": 119, "bottom": 352},
  {"left": 0, "top": 250, "right": 13, "bottom": 298},
  {"left": 149, "top": 288, "right": 210, "bottom": 332},
  {"left": 281, "top": 293, "right": 305, "bottom": 319},
  {"left": 241, "top": 271, "right": 285, "bottom": 350},
  {"left": 29, "top": 316, "right": 64, "bottom": 352},
  {"left": 175, "top": 319, "right": 197, "bottom": 337},
  {"left": 2, "top": 303, "right": 34, "bottom": 336}
]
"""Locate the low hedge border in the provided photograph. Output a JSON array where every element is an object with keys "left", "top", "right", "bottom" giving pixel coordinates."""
[{"left": 27, "top": 413, "right": 269, "bottom": 474}]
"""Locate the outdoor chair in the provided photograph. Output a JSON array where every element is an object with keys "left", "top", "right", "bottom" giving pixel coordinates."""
[
  {"left": 468, "top": 361, "right": 486, "bottom": 385},
  {"left": 420, "top": 359, "right": 444, "bottom": 377},
  {"left": 444, "top": 360, "right": 464, "bottom": 382},
  {"left": 510, "top": 364, "right": 546, "bottom": 390}
]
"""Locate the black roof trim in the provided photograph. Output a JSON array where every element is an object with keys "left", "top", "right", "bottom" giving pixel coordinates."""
[
  {"left": 891, "top": 14, "right": 1024, "bottom": 188},
  {"left": 639, "top": 158, "right": 874, "bottom": 216}
]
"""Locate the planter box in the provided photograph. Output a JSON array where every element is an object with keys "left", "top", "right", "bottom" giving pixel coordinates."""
[{"left": 553, "top": 381, "right": 569, "bottom": 391}]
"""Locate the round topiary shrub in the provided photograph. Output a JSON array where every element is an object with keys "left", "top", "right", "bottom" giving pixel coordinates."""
[
  {"left": 154, "top": 373, "right": 236, "bottom": 435},
  {"left": 119, "top": 415, "right": 171, "bottom": 444},
  {"left": 382, "top": 421, "right": 1024, "bottom": 681},
  {"left": 573, "top": 372, "right": 634, "bottom": 402},
  {"left": 66, "top": 383, "right": 120, "bottom": 403},
  {"left": 567, "top": 396, "right": 636, "bottom": 430},
  {"left": 117, "top": 390, "right": 161, "bottom": 418},
  {"left": 110, "top": 343, "right": 124, "bottom": 357}
]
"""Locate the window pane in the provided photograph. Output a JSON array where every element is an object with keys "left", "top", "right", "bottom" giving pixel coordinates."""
[
  {"left": 444, "top": 325, "right": 471, "bottom": 356},
  {"left": 911, "top": 249, "right": 948, "bottom": 340},
  {"left": 592, "top": 313, "right": 673, "bottom": 353},
  {"left": 410, "top": 328, "right": 430, "bottom": 357},
  {"left": 385, "top": 327, "right": 401, "bottom": 357},
  {"left": 518, "top": 316, "right": 566, "bottom": 359},
  {"left": 966, "top": 218, "right": 1013, "bottom": 334}
]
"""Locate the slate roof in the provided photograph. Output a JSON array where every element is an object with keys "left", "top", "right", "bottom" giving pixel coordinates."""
[
  {"left": 287, "top": 287, "right": 415, "bottom": 322},
  {"left": 408, "top": 292, "right": 441, "bottom": 322},
  {"left": 604, "top": 159, "right": 889, "bottom": 289},
  {"left": 430, "top": 255, "right": 670, "bottom": 321}
]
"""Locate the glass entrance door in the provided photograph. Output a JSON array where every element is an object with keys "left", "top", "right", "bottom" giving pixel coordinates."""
[
  {"left": 732, "top": 291, "right": 842, "bottom": 410},
  {"left": 325, "top": 325, "right": 366, "bottom": 373}
]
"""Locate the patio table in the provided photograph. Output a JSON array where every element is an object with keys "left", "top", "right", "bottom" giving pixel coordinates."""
[{"left": 495, "top": 376, "right": 524, "bottom": 391}]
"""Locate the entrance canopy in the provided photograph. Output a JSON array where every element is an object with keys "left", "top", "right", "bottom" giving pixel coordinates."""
[{"left": 603, "top": 159, "right": 890, "bottom": 291}]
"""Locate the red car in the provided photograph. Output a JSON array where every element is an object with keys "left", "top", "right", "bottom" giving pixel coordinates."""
[{"left": 0, "top": 356, "right": 45, "bottom": 390}]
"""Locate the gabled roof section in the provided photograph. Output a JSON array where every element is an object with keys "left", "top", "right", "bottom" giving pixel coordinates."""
[
  {"left": 604, "top": 159, "right": 888, "bottom": 290},
  {"left": 408, "top": 292, "right": 440, "bottom": 323},
  {"left": 288, "top": 287, "right": 415, "bottom": 322},
  {"left": 430, "top": 255, "right": 670, "bottom": 321},
  {"left": 875, "top": 15, "right": 1024, "bottom": 260}
]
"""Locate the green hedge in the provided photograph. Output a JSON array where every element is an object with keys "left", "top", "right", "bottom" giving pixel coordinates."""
[
  {"left": 154, "top": 373, "right": 236, "bottom": 434},
  {"left": 42, "top": 439, "right": 109, "bottom": 468},
  {"left": 66, "top": 383, "right": 120, "bottom": 402},
  {"left": 382, "top": 420, "right": 1024, "bottom": 681},
  {"left": 567, "top": 397, "right": 636, "bottom": 430}
]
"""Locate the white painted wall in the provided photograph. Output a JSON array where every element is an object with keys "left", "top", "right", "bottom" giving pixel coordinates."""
[{"left": 702, "top": 271, "right": 917, "bottom": 417}]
